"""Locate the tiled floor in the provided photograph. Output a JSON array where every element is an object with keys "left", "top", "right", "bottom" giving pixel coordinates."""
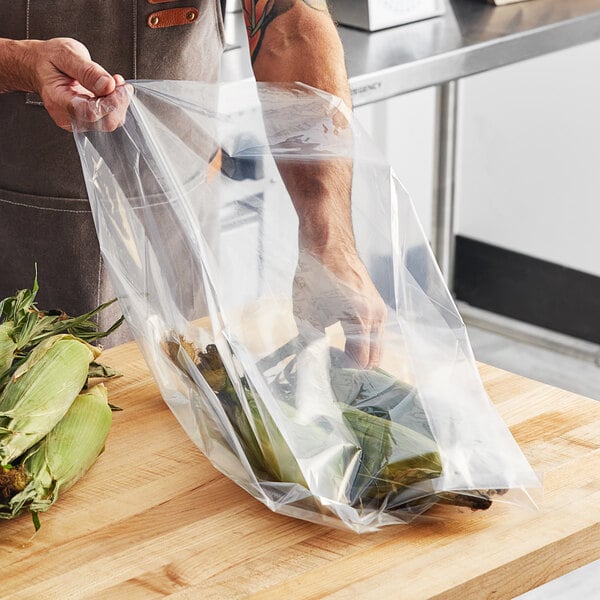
[{"left": 465, "top": 321, "right": 600, "bottom": 599}]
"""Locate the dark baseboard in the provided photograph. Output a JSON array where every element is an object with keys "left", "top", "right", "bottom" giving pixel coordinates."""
[{"left": 453, "top": 236, "right": 600, "bottom": 345}]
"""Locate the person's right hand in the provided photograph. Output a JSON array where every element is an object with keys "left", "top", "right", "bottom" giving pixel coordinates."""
[
  {"left": 26, "top": 37, "right": 128, "bottom": 131},
  {"left": 293, "top": 247, "right": 387, "bottom": 369}
]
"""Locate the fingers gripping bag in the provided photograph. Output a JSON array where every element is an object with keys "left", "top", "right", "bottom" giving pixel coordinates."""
[{"left": 72, "top": 80, "right": 541, "bottom": 532}]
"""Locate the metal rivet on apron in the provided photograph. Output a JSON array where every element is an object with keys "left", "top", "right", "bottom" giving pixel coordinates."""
[{"left": 147, "top": 8, "right": 199, "bottom": 28}]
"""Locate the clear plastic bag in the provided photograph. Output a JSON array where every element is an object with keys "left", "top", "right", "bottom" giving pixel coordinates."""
[{"left": 73, "top": 80, "right": 541, "bottom": 532}]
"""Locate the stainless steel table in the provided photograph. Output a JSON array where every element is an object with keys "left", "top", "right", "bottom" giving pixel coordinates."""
[
  {"left": 342, "top": 0, "right": 600, "bottom": 104},
  {"left": 340, "top": 0, "right": 600, "bottom": 284},
  {"left": 222, "top": 0, "right": 600, "bottom": 285}
]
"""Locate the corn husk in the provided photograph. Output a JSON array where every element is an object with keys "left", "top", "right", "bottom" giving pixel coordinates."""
[
  {"left": 341, "top": 405, "right": 442, "bottom": 504},
  {"left": 165, "top": 336, "right": 496, "bottom": 514},
  {"left": 1, "top": 384, "right": 112, "bottom": 524},
  {"left": 0, "top": 277, "right": 123, "bottom": 393},
  {"left": 328, "top": 367, "right": 443, "bottom": 503},
  {"left": 0, "top": 321, "right": 17, "bottom": 381},
  {"left": 177, "top": 342, "right": 307, "bottom": 486},
  {"left": 0, "top": 334, "right": 99, "bottom": 465}
]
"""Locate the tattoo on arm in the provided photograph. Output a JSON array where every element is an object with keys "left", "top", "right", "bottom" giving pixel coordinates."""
[{"left": 242, "top": 0, "right": 328, "bottom": 63}]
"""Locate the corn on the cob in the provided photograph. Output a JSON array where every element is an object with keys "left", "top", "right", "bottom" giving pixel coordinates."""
[
  {"left": 0, "top": 334, "right": 99, "bottom": 465},
  {"left": 0, "top": 321, "right": 16, "bottom": 382},
  {"left": 223, "top": 382, "right": 307, "bottom": 486},
  {"left": 341, "top": 406, "right": 442, "bottom": 504},
  {"left": 164, "top": 337, "right": 495, "bottom": 515},
  {"left": 170, "top": 340, "right": 307, "bottom": 486},
  {"left": 1, "top": 384, "right": 112, "bottom": 525}
]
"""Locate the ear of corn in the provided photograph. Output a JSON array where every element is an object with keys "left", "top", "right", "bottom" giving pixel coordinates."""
[
  {"left": 0, "top": 281, "right": 121, "bottom": 529},
  {"left": 1, "top": 384, "right": 112, "bottom": 523},
  {"left": 329, "top": 366, "right": 443, "bottom": 503},
  {"left": 341, "top": 406, "right": 442, "bottom": 504},
  {"left": 0, "top": 321, "right": 17, "bottom": 383},
  {"left": 165, "top": 337, "right": 494, "bottom": 514},
  {"left": 192, "top": 344, "right": 307, "bottom": 487},
  {"left": 0, "top": 334, "right": 100, "bottom": 465},
  {"left": 236, "top": 386, "right": 307, "bottom": 486}
]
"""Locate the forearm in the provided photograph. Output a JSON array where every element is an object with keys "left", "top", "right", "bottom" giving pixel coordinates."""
[
  {"left": 0, "top": 37, "right": 122, "bottom": 131},
  {"left": 0, "top": 38, "right": 38, "bottom": 93},
  {"left": 242, "top": 1, "right": 354, "bottom": 252}
]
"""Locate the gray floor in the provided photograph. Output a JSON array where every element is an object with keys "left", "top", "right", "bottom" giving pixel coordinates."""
[
  {"left": 467, "top": 325, "right": 600, "bottom": 402},
  {"left": 465, "top": 321, "right": 600, "bottom": 599}
]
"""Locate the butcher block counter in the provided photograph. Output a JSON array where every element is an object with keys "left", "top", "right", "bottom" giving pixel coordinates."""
[{"left": 1, "top": 341, "right": 599, "bottom": 599}]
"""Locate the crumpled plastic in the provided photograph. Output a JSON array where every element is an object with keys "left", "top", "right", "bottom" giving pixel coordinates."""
[{"left": 73, "top": 80, "right": 541, "bottom": 532}]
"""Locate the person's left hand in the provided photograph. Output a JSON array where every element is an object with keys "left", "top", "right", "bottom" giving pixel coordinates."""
[{"left": 293, "top": 246, "right": 387, "bottom": 368}]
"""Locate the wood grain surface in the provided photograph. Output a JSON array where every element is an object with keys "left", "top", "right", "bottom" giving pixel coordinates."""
[{"left": 1, "top": 341, "right": 599, "bottom": 599}]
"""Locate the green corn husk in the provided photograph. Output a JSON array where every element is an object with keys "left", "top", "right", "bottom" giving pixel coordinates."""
[
  {"left": 0, "top": 321, "right": 17, "bottom": 381},
  {"left": 329, "top": 366, "right": 434, "bottom": 439},
  {"left": 166, "top": 340, "right": 307, "bottom": 486},
  {"left": 341, "top": 405, "right": 442, "bottom": 504},
  {"left": 165, "top": 337, "right": 493, "bottom": 515},
  {"left": 0, "top": 276, "right": 124, "bottom": 392},
  {"left": 0, "top": 334, "right": 99, "bottom": 465},
  {"left": 329, "top": 366, "right": 443, "bottom": 504},
  {"left": 0, "top": 384, "right": 112, "bottom": 526},
  {"left": 222, "top": 381, "right": 307, "bottom": 486}
]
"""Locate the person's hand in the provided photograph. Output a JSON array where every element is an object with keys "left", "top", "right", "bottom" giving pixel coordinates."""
[
  {"left": 25, "top": 38, "right": 128, "bottom": 131},
  {"left": 293, "top": 246, "right": 387, "bottom": 369}
]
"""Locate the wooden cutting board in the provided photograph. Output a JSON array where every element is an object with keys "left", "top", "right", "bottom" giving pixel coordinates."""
[{"left": 1, "top": 341, "right": 599, "bottom": 599}]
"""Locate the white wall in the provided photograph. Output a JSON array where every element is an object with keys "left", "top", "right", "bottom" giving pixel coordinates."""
[
  {"left": 455, "top": 39, "right": 600, "bottom": 277},
  {"left": 354, "top": 87, "right": 437, "bottom": 241}
]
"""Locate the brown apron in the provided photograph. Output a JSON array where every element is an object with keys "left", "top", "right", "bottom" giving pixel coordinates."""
[{"left": 0, "top": 0, "right": 224, "bottom": 345}]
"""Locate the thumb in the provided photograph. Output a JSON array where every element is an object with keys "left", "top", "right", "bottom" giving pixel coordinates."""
[
  {"left": 76, "top": 62, "right": 115, "bottom": 97},
  {"left": 57, "top": 45, "right": 115, "bottom": 96}
]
